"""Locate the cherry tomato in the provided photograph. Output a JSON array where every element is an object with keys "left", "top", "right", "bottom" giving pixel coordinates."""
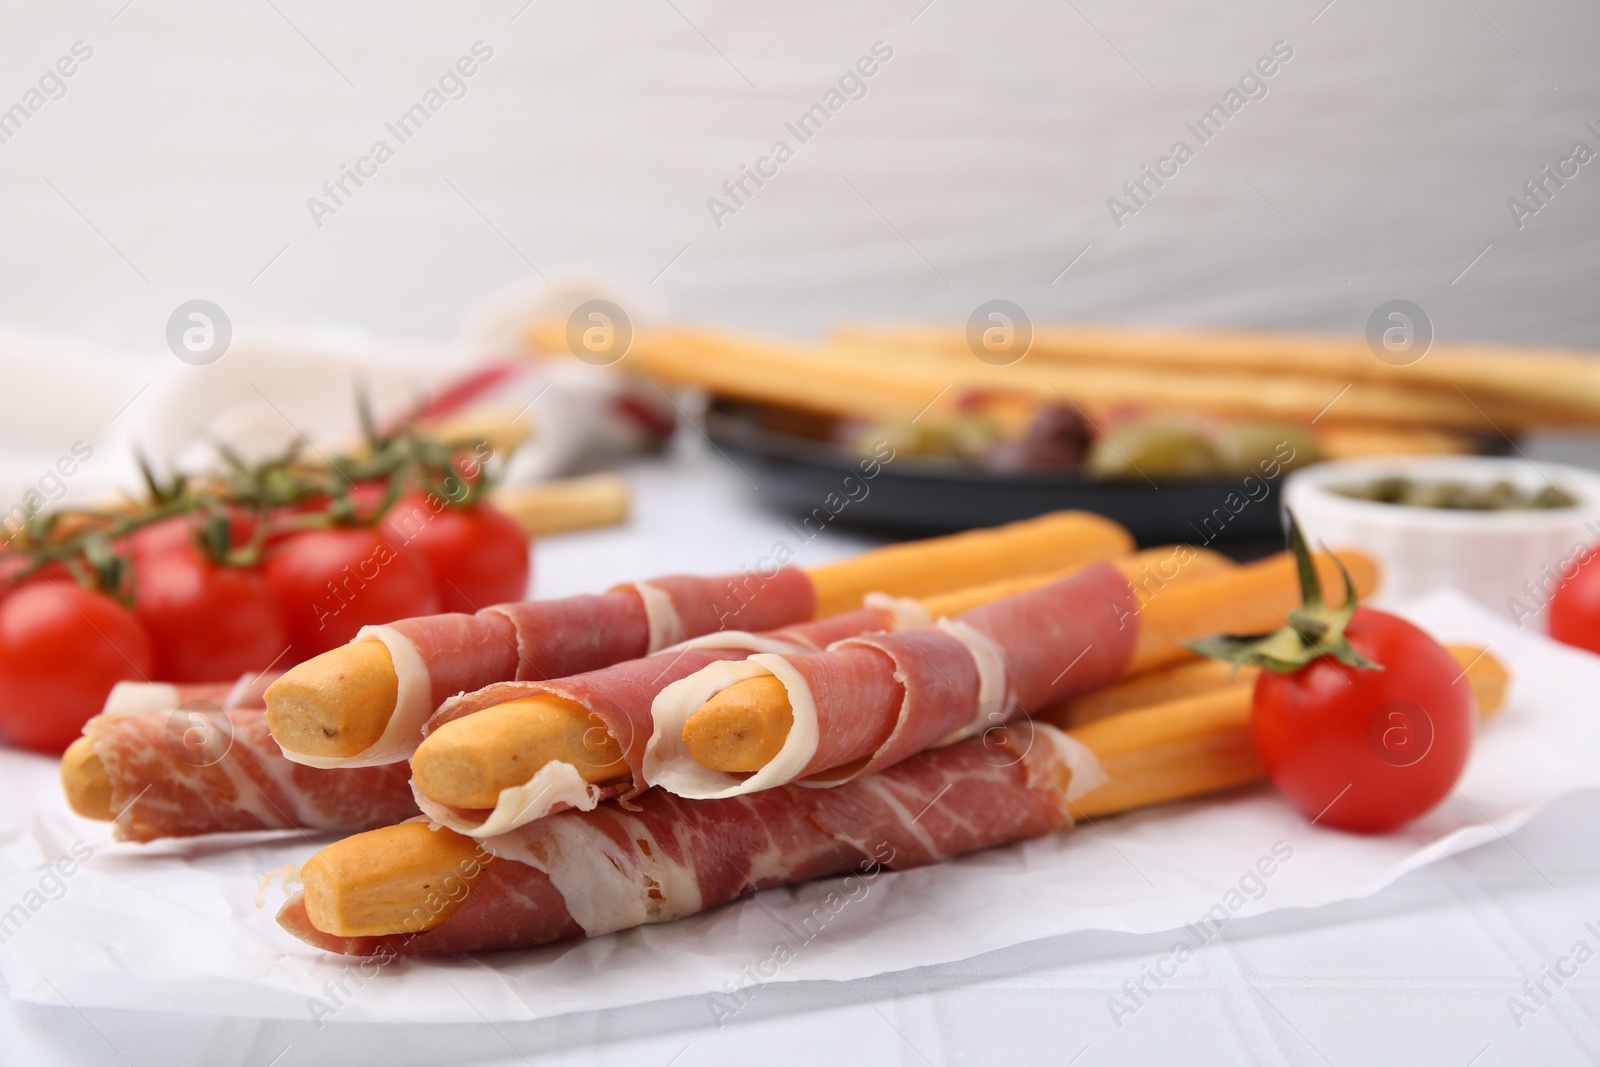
[
  {"left": 264, "top": 527, "right": 440, "bottom": 660},
  {"left": 1251, "top": 608, "right": 1476, "bottom": 834},
  {"left": 0, "top": 553, "right": 26, "bottom": 594},
  {"left": 127, "top": 516, "right": 193, "bottom": 560},
  {"left": 126, "top": 510, "right": 261, "bottom": 561},
  {"left": 0, "top": 580, "right": 155, "bottom": 752},
  {"left": 1547, "top": 547, "right": 1600, "bottom": 654},
  {"left": 384, "top": 494, "right": 530, "bottom": 612},
  {"left": 0, "top": 553, "right": 68, "bottom": 603},
  {"left": 134, "top": 548, "right": 290, "bottom": 682}
]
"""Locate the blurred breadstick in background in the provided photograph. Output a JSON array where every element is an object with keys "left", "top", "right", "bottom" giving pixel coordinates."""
[
  {"left": 527, "top": 320, "right": 1568, "bottom": 433},
  {"left": 490, "top": 473, "right": 630, "bottom": 536},
  {"left": 833, "top": 322, "right": 1600, "bottom": 428}
]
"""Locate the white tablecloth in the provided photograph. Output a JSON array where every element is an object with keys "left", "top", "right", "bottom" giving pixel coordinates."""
[{"left": 3, "top": 439, "right": 1600, "bottom": 1066}]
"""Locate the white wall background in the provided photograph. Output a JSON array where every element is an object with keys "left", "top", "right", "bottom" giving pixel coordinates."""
[{"left": 0, "top": 0, "right": 1597, "bottom": 460}]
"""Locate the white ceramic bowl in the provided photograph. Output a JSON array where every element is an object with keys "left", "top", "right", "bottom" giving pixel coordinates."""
[{"left": 1282, "top": 456, "right": 1600, "bottom": 631}]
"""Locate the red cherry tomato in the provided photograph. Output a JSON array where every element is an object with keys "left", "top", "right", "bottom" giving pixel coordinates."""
[
  {"left": 1251, "top": 608, "right": 1476, "bottom": 834},
  {"left": 0, "top": 580, "right": 155, "bottom": 752},
  {"left": 263, "top": 527, "right": 440, "bottom": 660},
  {"left": 0, "top": 553, "right": 25, "bottom": 596},
  {"left": 384, "top": 494, "right": 530, "bottom": 612},
  {"left": 127, "top": 516, "right": 193, "bottom": 560},
  {"left": 134, "top": 549, "right": 290, "bottom": 683},
  {"left": 126, "top": 510, "right": 260, "bottom": 561},
  {"left": 0, "top": 553, "right": 68, "bottom": 603},
  {"left": 1547, "top": 547, "right": 1600, "bottom": 654}
]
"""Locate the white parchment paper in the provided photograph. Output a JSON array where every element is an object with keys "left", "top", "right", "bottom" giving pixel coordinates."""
[{"left": 2, "top": 591, "right": 1596, "bottom": 1025}]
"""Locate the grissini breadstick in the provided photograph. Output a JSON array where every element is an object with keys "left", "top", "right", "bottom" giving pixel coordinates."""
[
  {"left": 409, "top": 547, "right": 1221, "bottom": 833},
  {"left": 61, "top": 737, "right": 114, "bottom": 819},
  {"left": 830, "top": 331, "right": 1549, "bottom": 431},
  {"left": 1315, "top": 424, "right": 1473, "bottom": 460},
  {"left": 833, "top": 322, "right": 1600, "bottom": 429},
  {"left": 277, "top": 645, "right": 1508, "bottom": 948},
  {"left": 802, "top": 509, "right": 1133, "bottom": 617},
  {"left": 488, "top": 474, "right": 630, "bottom": 536},
  {"left": 264, "top": 509, "right": 1132, "bottom": 766},
  {"left": 668, "top": 550, "right": 1378, "bottom": 778},
  {"left": 1042, "top": 659, "right": 1242, "bottom": 728},
  {"left": 534, "top": 321, "right": 1542, "bottom": 432},
  {"left": 918, "top": 544, "right": 1232, "bottom": 619},
  {"left": 528, "top": 319, "right": 952, "bottom": 423}
]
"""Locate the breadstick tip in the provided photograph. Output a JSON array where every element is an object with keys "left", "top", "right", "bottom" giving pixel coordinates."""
[
  {"left": 264, "top": 639, "right": 399, "bottom": 758},
  {"left": 61, "top": 736, "right": 114, "bottom": 821},
  {"left": 682, "top": 675, "right": 795, "bottom": 773}
]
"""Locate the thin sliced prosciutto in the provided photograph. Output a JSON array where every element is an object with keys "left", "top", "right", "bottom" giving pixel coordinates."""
[
  {"left": 286, "top": 565, "right": 818, "bottom": 768},
  {"left": 645, "top": 562, "right": 1139, "bottom": 798},
  {"left": 277, "top": 721, "right": 1103, "bottom": 956},
  {"left": 412, "top": 597, "right": 931, "bottom": 838},
  {"left": 82, "top": 679, "right": 417, "bottom": 843}
]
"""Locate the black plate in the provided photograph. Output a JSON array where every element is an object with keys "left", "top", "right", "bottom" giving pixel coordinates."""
[{"left": 706, "top": 407, "right": 1291, "bottom": 552}]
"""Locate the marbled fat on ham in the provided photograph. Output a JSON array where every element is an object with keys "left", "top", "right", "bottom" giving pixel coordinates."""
[
  {"left": 634, "top": 566, "right": 817, "bottom": 646},
  {"left": 799, "top": 630, "right": 982, "bottom": 784},
  {"left": 85, "top": 707, "right": 418, "bottom": 842},
  {"left": 953, "top": 560, "right": 1139, "bottom": 712},
  {"left": 483, "top": 591, "right": 650, "bottom": 682},
  {"left": 383, "top": 611, "right": 523, "bottom": 710},
  {"left": 764, "top": 604, "right": 894, "bottom": 649},
  {"left": 279, "top": 723, "right": 1082, "bottom": 957}
]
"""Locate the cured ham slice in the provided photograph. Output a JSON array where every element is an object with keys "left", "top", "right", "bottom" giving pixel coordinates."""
[
  {"left": 277, "top": 721, "right": 1102, "bottom": 956},
  {"left": 411, "top": 598, "right": 931, "bottom": 838},
  {"left": 290, "top": 566, "right": 818, "bottom": 769},
  {"left": 646, "top": 562, "right": 1140, "bottom": 797},
  {"left": 101, "top": 673, "right": 280, "bottom": 717},
  {"left": 81, "top": 697, "right": 418, "bottom": 843}
]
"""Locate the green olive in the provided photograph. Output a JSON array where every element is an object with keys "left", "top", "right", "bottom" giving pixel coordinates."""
[
  {"left": 855, "top": 416, "right": 999, "bottom": 460},
  {"left": 1209, "top": 422, "right": 1320, "bottom": 477},
  {"left": 1331, "top": 477, "right": 1577, "bottom": 510},
  {"left": 1086, "top": 422, "right": 1219, "bottom": 480}
]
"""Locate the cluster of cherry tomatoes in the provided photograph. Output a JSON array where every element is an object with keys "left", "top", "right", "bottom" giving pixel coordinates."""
[{"left": 0, "top": 434, "right": 530, "bottom": 753}]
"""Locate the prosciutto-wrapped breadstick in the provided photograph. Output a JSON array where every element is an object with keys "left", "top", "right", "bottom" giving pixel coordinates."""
[
  {"left": 276, "top": 644, "right": 1507, "bottom": 954},
  {"left": 407, "top": 548, "right": 1231, "bottom": 837},
  {"left": 60, "top": 675, "right": 418, "bottom": 843},
  {"left": 646, "top": 549, "right": 1377, "bottom": 799},
  {"left": 407, "top": 595, "right": 934, "bottom": 838},
  {"left": 263, "top": 510, "right": 1132, "bottom": 767},
  {"left": 280, "top": 720, "right": 1101, "bottom": 953}
]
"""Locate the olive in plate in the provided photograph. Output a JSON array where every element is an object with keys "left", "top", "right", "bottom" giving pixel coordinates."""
[
  {"left": 1086, "top": 421, "right": 1219, "bottom": 480},
  {"left": 853, "top": 416, "right": 1000, "bottom": 461},
  {"left": 1210, "top": 422, "right": 1320, "bottom": 476}
]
